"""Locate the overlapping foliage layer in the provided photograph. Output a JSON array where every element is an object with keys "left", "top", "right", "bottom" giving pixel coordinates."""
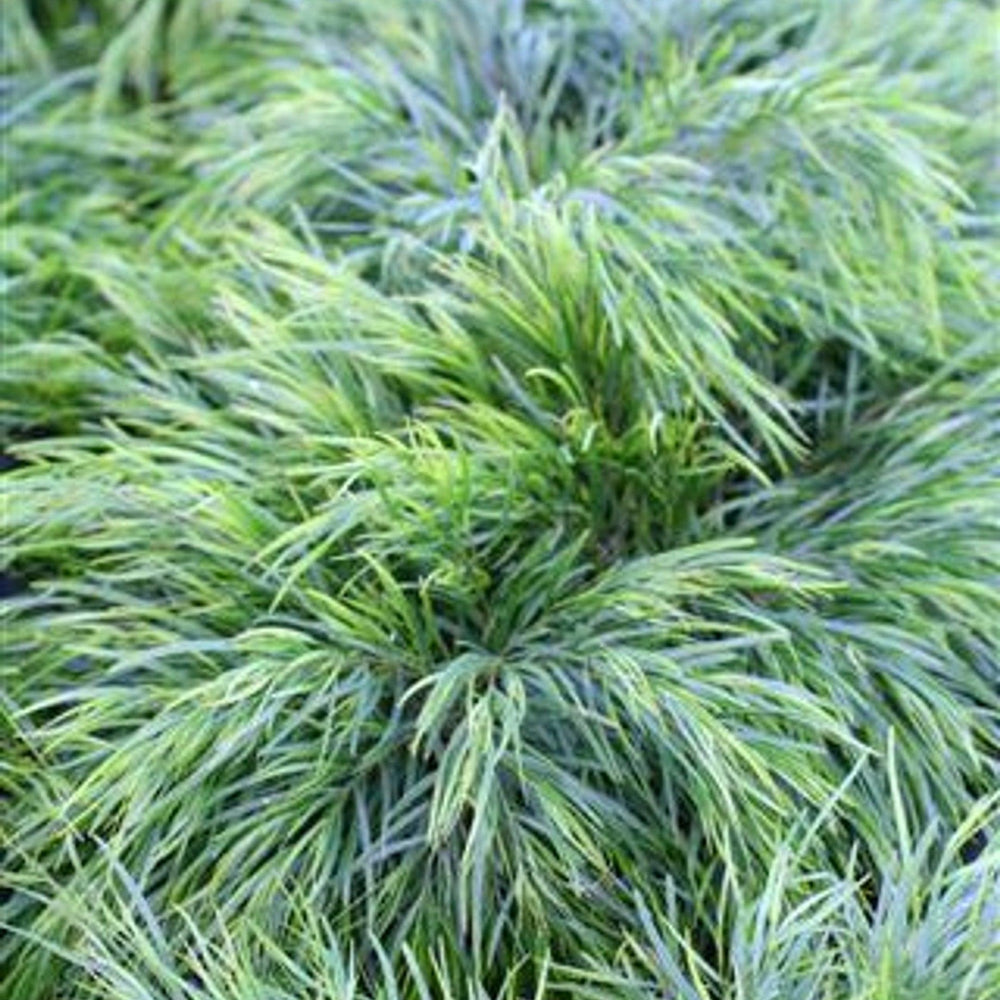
[{"left": 2, "top": 2, "right": 999, "bottom": 997}]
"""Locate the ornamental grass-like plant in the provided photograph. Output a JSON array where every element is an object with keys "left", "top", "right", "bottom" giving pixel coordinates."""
[{"left": 1, "top": 2, "right": 998, "bottom": 997}]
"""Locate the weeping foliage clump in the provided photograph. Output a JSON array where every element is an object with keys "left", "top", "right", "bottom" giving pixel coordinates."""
[{"left": 2, "top": 1, "right": 999, "bottom": 997}]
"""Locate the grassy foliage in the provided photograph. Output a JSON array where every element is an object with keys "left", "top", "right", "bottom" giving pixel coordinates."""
[{"left": 2, "top": 1, "right": 998, "bottom": 996}]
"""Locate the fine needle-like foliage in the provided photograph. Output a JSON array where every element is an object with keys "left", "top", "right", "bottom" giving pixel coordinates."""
[{"left": 1, "top": 1, "right": 998, "bottom": 998}]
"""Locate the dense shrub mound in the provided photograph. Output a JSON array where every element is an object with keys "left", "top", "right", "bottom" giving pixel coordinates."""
[{"left": 2, "top": 2, "right": 998, "bottom": 997}]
